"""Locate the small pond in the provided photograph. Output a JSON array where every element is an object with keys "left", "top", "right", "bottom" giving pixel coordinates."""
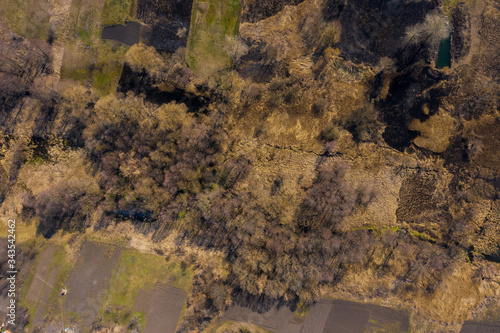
[{"left": 436, "top": 37, "right": 451, "bottom": 69}]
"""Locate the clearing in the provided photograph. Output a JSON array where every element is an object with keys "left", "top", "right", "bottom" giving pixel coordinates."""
[{"left": 187, "top": 0, "right": 241, "bottom": 76}]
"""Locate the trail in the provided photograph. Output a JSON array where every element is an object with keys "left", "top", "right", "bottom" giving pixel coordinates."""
[
  {"left": 48, "top": 0, "right": 73, "bottom": 88},
  {"left": 34, "top": 273, "right": 55, "bottom": 290}
]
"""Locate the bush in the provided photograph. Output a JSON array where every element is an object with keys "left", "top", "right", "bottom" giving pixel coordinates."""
[
  {"left": 35, "top": 181, "right": 100, "bottom": 237},
  {"left": 342, "top": 106, "right": 379, "bottom": 142},
  {"left": 319, "top": 125, "right": 339, "bottom": 142}
]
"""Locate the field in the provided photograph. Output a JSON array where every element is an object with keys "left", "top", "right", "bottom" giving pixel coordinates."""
[
  {"left": 60, "top": 0, "right": 135, "bottom": 95},
  {"left": 101, "top": 248, "right": 193, "bottom": 329},
  {"left": 223, "top": 305, "right": 302, "bottom": 333},
  {"left": 187, "top": 0, "right": 241, "bottom": 75},
  {"left": 460, "top": 322, "right": 500, "bottom": 333},
  {"left": 219, "top": 299, "right": 409, "bottom": 333},
  {"left": 302, "top": 299, "right": 410, "bottom": 333},
  {"left": 134, "top": 283, "right": 187, "bottom": 333},
  {"left": 64, "top": 240, "right": 122, "bottom": 326},
  {"left": 25, "top": 246, "right": 56, "bottom": 305},
  {"left": 7, "top": 230, "right": 194, "bottom": 332},
  {"left": 19, "top": 244, "right": 74, "bottom": 331}
]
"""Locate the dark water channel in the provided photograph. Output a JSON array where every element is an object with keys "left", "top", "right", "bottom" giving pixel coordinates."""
[
  {"left": 436, "top": 37, "right": 451, "bottom": 68},
  {"left": 101, "top": 21, "right": 141, "bottom": 45}
]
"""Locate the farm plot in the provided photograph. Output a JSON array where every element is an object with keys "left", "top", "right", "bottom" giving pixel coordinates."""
[
  {"left": 25, "top": 245, "right": 55, "bottom": 304},
  {"left": 31, "top": 263, "right": 61, "bottom": 329},
  {"left": 18, "top": 244, "right": 73, "bottom": 331},
  {"left": 100, "top": 248, "right": 193, "bottom": 329},
  {"left": 460, "top": 321, "right": 500, "bottom": 333},
  {"left": 223, "top": 304, "right": 302, "bottom": 333},
  {"left": 302, "top": 299, "right": 410, "bottom": 333},
  {"left": 134, "top": 283, "right": 187, "bottom": 333},
  {"left": 64, "top": 240, "right": 121, "bottom": 327}
]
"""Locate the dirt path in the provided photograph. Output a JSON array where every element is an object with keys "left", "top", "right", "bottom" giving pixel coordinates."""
[
  {"left": 457, "top": 0, "right": 486, "bottom": 68},
  {"left": 48, "top": 0, "right": 73, "bottom": 87}
]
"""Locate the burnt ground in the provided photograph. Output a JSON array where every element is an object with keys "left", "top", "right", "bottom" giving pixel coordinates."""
[
  {"left": 460, "top": 321, "right": 500, "bottom": 333},
  {"left": 64, "top": 241, "right": 121, "bottom": 327},
  {"left": 134, "top": 283, "right": 187, "bottom": 333},
  {"left": 301, "top": 299, "right": 410, "bottom": 333},
  {"left": 331, "top": 0, "right": 438, "bottom": 65},
  {"left": 117, "top": 64, "right": 209, "bottom": 112},
  {"left": 376, "top": 64, "right": 449, "bottom": 151},
  {"left": 136, "top": 0, "right": 193, "bottom": 52},
  {"left": 101, "top": 21, "right": 141, "bottom": 45}
]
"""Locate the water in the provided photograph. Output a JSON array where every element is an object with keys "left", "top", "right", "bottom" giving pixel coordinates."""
[{"left": 436, "top": 37, "right": 451, "bottom": 69}]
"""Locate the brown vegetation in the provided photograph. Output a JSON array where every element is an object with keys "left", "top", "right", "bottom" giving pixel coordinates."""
[{"left": 0, "top": 0, "right": 499, "bottom": 331}]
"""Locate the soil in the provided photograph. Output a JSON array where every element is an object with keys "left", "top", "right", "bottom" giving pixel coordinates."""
[
  {"left": 451, "top": 2, "right": 471, "bottom": 62},
  {"left": 302, "top": 299, "right": 410, "bottom": 333},
  {"left": 31, "top": 263, "right": 60, "bottom": 330},
  {"left": 64, "top": 241, "right": 121, "bottom": 327},
  {"left": 26, "top": 245, "right": 56, "bottom": 304},
  {"left": 134, "top": 283, "right": 187, "bottom": 333},
  {"left": 460, "top": 321, "right": 500, "bottom": 333},
  {"left": 223, "top": 305, "right": 302, "bottom": 333}
]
